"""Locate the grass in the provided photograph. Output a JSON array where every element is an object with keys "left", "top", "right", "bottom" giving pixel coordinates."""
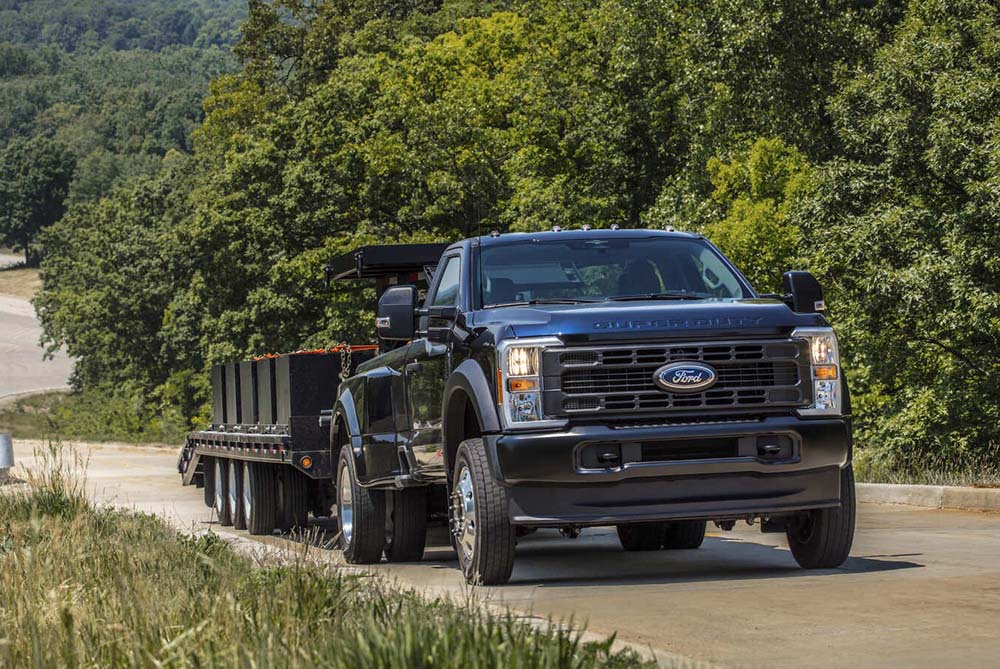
[
  {"left": 0, "top": 445, "right": 651, "bottom": 669},
  {"left": 0, "top": 264, "right": 39, "bottom": 300},
  {"left": 0, "top": 391, "right": 188, "bottom": 445},
  {"left": 854, "top": 447, "right": 1000, "bottom": 487}
]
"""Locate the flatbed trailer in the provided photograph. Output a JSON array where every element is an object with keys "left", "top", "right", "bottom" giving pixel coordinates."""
[{"left": 177, "top": 242, "right": 449, "bottom": 533}]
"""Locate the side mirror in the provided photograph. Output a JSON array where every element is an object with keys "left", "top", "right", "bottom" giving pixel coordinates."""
[
  {"left": 377, "top": 285, "right": 418, "bottom": 341},
  {"left": 781, "top": 271, "right": 826, "bottom": 313}
]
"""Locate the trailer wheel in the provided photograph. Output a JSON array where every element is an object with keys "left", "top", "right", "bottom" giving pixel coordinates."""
[
  {"left": 229, "top": 460, "right": 247, "bottom": 530},
  {"left": 451, "top": 438, "right": 516, "bottom": 585},
  {"left": 215, "top": 458, "right": 232, "bottom": 526},
  {"left": 616, "top": 522, "right": 668, "bottom": 551},
  {"left": 662, "top": 520, "right": 707, "bottom": 549},
  {"left": 384, "top": 487, "right": 428, "bottom": 563},
  {"left": 245, "top": 462, "right": 277, "bottom": 536},
  {"left": 202, "top": 456, "right": 215, "bottom": 508},
  {"left": 787, "top": 465, "right": 856, "bottom": 569},
  {"left": 278, "top": 468, "right": 309, "bottom": 531},
  {"left": 336, "top": 446, "right": 385, "bottom": 564}
]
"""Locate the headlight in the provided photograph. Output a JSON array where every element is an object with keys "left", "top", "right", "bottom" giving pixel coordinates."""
[
  {"left": 497, "top": 338, "right": 566, "bottom": 430},
  {"left": 792, "top": 327, "right": 842, "bottom": 416},
  {"left": 507, "top": 346, "right": 539, "bottom": 377}
]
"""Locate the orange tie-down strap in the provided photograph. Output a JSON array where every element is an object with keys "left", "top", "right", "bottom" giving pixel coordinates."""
[{"left": 252, "top": 345, "right": 379, "bottom": 361}]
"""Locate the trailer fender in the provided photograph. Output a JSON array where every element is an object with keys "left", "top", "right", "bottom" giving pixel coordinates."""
[{"left": 442, "top": 358, "right": 502, "bottom": 478}]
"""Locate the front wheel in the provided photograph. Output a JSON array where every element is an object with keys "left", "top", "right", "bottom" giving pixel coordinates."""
[
  {"left": 451, "top": 438, "right": 515, "bottom": 585},
  {"left": 787, "top": 465, "right": 856, "bottom": 569},
  {"left": 336, "top": 446, "right": 385, "bottom": 564}
]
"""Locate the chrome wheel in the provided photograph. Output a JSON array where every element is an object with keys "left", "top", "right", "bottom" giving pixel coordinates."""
[
  {"left": 339, "top": 464, "right": 354, "bottom": 545},
  {"left": 451, "top": 466, "right": 477, "bottom": 563},
  {"left": 228, "top": 461, "right": 239, "bottom": 520},
  {"left": 243, "top": 464, "right": 253, "bottom": 523},
  {"left": 214, "top": 460, "right": 224, "bottom": 515}
]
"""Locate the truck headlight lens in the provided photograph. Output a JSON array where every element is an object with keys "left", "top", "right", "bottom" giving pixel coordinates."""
[
  {"left": 497, "top": 338, "right": 566, "bottom": 430},
  {"left": 792, "top": 327, "right": 842, "bottom": 417},
  {"left": 507, "top": 347, "right": 539, "bottom": 377}
]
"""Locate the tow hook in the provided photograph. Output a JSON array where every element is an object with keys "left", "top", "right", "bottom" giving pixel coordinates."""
[{"left": 559, "top": 526, "right": 581, "bottom": 539}]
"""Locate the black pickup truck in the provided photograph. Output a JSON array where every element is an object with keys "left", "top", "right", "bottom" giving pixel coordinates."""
[{"left": 180, "top": 228, "right": 854, "bottom": 586}]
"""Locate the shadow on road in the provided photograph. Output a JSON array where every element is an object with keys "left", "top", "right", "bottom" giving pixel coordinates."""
[{"left": 260, "top": 520, "right": 922, "bottom": 589}]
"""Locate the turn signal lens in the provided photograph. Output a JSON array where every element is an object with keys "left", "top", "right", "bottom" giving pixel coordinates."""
[
  {"left": 300, "top": 456, "right": 313, "bottom": 469},
  {"left": 508, "top": 378, "right": 539, "bottom": 392},
  {"left": 814, "top": 365, "right": 838, "bottom": 380}
]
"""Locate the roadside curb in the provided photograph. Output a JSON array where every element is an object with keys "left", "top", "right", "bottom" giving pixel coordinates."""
[{"left": 857, "top": 482, "right": 1000, "bottom": 512}]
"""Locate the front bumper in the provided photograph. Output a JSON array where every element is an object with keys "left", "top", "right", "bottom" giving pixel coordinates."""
[{"left": 485, "top": 415, "right": 851, "bottom": 527}]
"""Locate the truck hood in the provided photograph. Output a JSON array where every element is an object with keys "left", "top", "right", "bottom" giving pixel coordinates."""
[{"left": 474, "top": 298, "right": 826, "bottom": 342}]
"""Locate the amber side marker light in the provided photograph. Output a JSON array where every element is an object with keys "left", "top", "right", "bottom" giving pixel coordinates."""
[
  {"left": 814, "top": 365, "right": 838, "bottom": 380},
  {"left": 300, "top": 456, "right": 313, "bottom": 469}
]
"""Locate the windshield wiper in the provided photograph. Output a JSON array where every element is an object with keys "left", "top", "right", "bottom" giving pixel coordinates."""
[
  {"left": 485, "top": 297, "right": 603, "bottom": 308},
  {"left": 605, "top": 291, "right": 708, "bottom": 302}
]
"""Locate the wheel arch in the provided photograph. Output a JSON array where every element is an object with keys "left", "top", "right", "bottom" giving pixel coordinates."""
[
  {"left": 442, "top": 358, "right": 501, "bottom": 477},
  {"left": 330, "top": 381, "right": 367, "bottom": 479}
]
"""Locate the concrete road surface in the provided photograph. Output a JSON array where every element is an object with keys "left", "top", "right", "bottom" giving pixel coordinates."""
[
  {"left": 9, "top": 440, "right": 1000, "bottom": 668},
  {"left": 0, "top": 261, "right": 73, "bottom": 399}
]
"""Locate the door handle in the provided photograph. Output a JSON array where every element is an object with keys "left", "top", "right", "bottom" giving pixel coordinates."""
[{"left": 405, "top": 361, "right": 422, "bottom": 374}]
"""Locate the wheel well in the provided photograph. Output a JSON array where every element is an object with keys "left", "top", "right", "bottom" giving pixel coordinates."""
[{"left": 444, "top": 390, "right": 482, "bottom": 476}]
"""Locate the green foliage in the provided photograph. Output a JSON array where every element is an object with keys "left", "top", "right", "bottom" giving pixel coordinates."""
[
  {"left": 795, "top": 0, "right": 1000, "bottom": 471},
  {"left": 27, "top": 0, "right": 1000, "bottom": 473},
  {"left": 0, "top": 136, "right": 75, "bottom": 264},
  {"left": 0, "top": 471, "right": 650, "bottom": 668},
  {"left": 701, "top": 138, "right": 811, "bottom": 291},
  {"left": 0, "top": 0, "right": 243, "bottom": 256},
  {"left": 0, "top": 389, "right": 196, "bottom": 444}
]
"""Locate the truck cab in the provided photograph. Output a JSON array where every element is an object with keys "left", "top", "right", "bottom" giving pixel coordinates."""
[{"left": 330, "top": 228, "right": 855, "bottom": 584}]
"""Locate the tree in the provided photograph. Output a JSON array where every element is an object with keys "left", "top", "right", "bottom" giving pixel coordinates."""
[
  {"left": 797, "top": 0, "right": 1000, "bottom": 471},
  {"left": 0, "top": 136, "right": 75, "bottom": 265}
]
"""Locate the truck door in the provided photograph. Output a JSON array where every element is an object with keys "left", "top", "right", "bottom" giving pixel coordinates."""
[{"left": 404, "top": 252, "right": 461, "bottom": 478}]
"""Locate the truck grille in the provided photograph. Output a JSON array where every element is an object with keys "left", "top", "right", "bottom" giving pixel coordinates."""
[{"left": 542, "top": 340, "right": 810, "bottom": 416}]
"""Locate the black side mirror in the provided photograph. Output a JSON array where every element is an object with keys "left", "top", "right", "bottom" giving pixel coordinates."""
[
  {"left": 377, "top": 285, "right": 418, "bottom": 340},
  {"left": 781, "top": 271, "right": 826, "bottom": 313}
]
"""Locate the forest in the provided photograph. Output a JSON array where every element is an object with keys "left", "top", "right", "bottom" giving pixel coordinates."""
[
  {"left": 0, "top": 0, "right": 244, "bottom": 261},
  {"left": 9, "top": 0, "right": 1000, "bottom": 478}
]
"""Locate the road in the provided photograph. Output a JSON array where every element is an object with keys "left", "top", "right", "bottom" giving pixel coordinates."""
[
  {"left": 0, "top": 254, "right": 73, "bottom": 400},
  {"left": 8, "top": 440, "right": 1000, "bottom": 669}
]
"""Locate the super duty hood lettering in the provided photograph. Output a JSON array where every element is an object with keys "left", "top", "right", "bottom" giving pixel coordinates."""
[{"left": 593, "top": 316, "right": 764, "bottom": 331}]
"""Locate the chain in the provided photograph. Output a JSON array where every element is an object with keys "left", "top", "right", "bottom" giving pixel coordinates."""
[{"left": 333, "top": 341, "right": 352, "bottom": 380}]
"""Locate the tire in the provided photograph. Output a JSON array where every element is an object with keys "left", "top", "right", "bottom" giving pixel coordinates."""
[
  {"left": 202, "top": 456, "right": 215, "bottom": 508},
  {"left": 616, "top": 522, "right": 668, "bottom": 551},
  {"left": 662, "top": 520, "right": 707, "bottom": 549},
  {"left": 384, "top": 487, "right": 428, "bottom": 563},
  {"left": 277, "top": 468, "right": 309, "bottom": 531},
  {"left": 787, "top": 465, "right": 856, "bottom": 569},
  {"left": 245, "top": 462, "right": 277, "bottom": 536},
  {"left": 230, "top": 460, "right": 247, "bottom": 530},
  {"left": 336, "top": 446, "right": 386, "bottom": 564},
  {"left": 451, "top": 438, "right": 516, "bottom": 585},
  {"left": 215, "top": 458, "right": 232, "bottom": 526}
]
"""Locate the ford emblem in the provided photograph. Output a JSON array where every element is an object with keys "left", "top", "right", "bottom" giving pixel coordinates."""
[{"left": 653, "top": 362, "right": 718, "bottom": 393}]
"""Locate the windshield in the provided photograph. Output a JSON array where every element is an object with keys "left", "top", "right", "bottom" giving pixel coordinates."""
[{"left": 479, "top": 237, "right": 747, "bottom": 307}]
